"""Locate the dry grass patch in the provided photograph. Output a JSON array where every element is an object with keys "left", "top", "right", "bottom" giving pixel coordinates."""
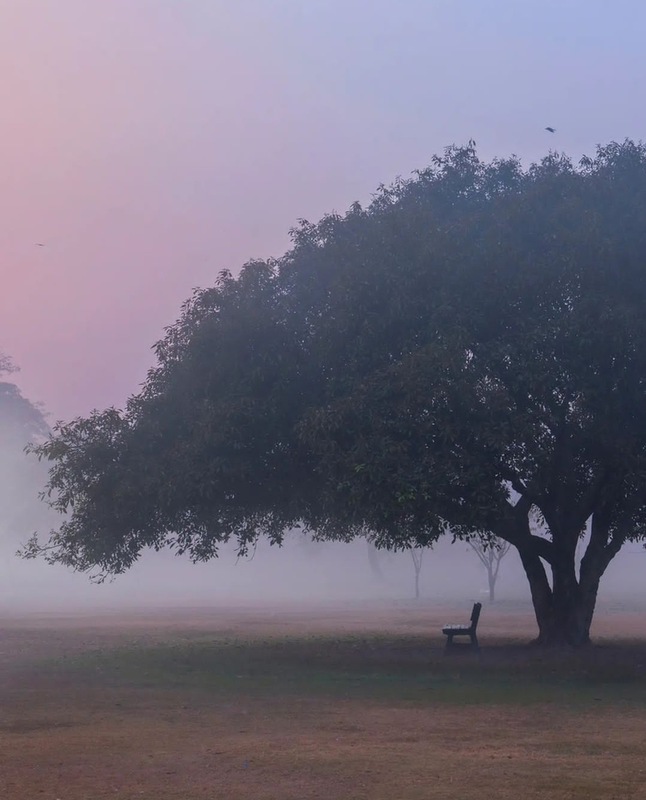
[
  {"left": 2, "top": 694, "right": 645, "bottom": 800},
  {"left": 1, "top": 603, "right": 646, "bottom": 799}
]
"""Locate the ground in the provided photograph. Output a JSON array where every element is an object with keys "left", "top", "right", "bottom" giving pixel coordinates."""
[{"left": 1, "top": 600, "right": 646, "bottom": 799}]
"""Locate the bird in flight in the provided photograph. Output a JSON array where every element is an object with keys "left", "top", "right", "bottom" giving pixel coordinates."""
[
  {"left": 545, "top": 127, "right": 556, "bottom": 133},
  {"left": 35, "top": 243, "right": 45, "bottom": 247}
]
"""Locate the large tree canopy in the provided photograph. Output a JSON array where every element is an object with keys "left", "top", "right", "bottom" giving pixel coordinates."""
[{"left": 28, "top": 140, "right": 646, "bottom": 645}]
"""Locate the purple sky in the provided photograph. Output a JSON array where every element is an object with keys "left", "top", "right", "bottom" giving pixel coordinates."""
[{"left": 3, "top": 0, "right": 646, "bottom": 420}]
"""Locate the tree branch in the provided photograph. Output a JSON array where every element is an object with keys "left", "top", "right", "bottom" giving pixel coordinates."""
[
  {"left": 493, "top": 499, "right": 554, "bottom": 564},
  {"left": 572, "top": 468, "right": 611, "bottom": 532}
]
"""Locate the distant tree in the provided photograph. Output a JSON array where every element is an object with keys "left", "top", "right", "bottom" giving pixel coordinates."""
[
  {"left": 468, "top": 537, "right": 511, "bottom": 603},
  {"left": 410, "top": 548, "right": 425, "bottom": 600},
  {"left": 0, "top": 358, "right": 48, "bottom": 446},
  {"left": 0, "top": 354, "right": 50, "bottom": 543},
  {"left": 0, "top": 353, "right": 15, "bottom": 376},
  {"left": 25, "top": 140, "right": 646, "bottom": 646},
  {"left": 366, "top": 538, "right": 423, "bottom": 598}
]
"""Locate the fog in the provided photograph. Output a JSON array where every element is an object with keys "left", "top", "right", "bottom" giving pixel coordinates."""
[
  {"left": 1, "top": 397, "right": 645, "bottom": 618},
  {"left": 2, "top": 521, "right": 645, "bottom": 616}
]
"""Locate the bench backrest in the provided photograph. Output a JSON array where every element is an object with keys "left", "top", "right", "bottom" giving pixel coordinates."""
[{"left": 470, "top": 602, "right": 482, "bottom": 629}]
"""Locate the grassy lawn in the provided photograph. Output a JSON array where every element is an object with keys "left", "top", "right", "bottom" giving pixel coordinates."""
[{"left": 1, "top": 605, "right": 645, "bottom": 799}]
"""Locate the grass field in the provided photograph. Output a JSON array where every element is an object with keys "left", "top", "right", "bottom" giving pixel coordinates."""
[{"left": 1, "top": 601, "right": 646, "bottom": 799}]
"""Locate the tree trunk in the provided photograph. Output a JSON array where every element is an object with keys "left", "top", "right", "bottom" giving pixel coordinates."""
[
  {"left": 532, "top": 583, "right": 598, "bottom": 646},
  {"left": 517, "top": 546, "right": 600, "bottom": 647},
  {"left": 488, "top": 570, "right": 496, "bottom": 604},
  {"left": 410, "top": 549, "right": 424, "bottom": 600}
]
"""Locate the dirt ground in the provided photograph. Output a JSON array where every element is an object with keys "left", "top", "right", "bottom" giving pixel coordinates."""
[{"left": 1, "top": 601, "right": 646, "bottom": 800}]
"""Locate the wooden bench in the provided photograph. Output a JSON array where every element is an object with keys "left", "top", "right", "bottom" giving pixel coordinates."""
[{"left": 442, "top": 602, "right": 482, "bottom": 650}]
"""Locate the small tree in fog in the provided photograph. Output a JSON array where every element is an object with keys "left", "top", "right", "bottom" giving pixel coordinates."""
[
  {"left": 410, "top": 548, "right": 424, "bottom": 600},
  {"left": 25, "top": 140, "right": 646, "bottom": 647},
  {"left": 366, "top": 538, "right": 424, "bottom": 597},
  {"left": 468, "top": 537, "right": 511, "bottom": 603}
]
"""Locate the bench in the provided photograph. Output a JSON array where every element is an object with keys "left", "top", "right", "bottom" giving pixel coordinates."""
[{"left": 442, "top": 602, "right": 481, "bottom": 650}]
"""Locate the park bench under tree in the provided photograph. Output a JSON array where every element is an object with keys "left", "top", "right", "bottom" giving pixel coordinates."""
[{"left": 442, "top": 603, "right": 482, "bottom": 650}]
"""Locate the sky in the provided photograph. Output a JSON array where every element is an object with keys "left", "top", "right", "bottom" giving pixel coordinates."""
[{"left": 2, "top": 0, "right": 646, "bottom": 421}]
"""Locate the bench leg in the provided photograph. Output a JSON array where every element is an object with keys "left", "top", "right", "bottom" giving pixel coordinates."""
[
  {"left": 445, "top": 634, "right": 454, "bottom": 650},
  {"left": 470, "top": 632, "right": 479, "bottom": 649}
]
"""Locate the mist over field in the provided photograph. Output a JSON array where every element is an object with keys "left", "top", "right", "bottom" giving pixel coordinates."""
[
  {"left": 1, "top": 519, "right": 645, "bottom": 615},
  {"left": 2, "top": 388, "right": 646, "bottom": 617}
]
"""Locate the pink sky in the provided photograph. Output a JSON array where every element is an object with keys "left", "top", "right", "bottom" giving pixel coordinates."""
[{"left": 2, "top": 0, "right": 644, "bottom": 421}]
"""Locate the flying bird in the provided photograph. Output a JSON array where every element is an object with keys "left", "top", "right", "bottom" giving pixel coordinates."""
[
  {"left": 545, "top": 127, "right": 556, "bottom": 133},
  {"left": 35, "top": 243, "right": 45, "bottom": 247}
]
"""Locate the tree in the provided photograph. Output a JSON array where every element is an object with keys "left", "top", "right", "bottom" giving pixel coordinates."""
[
  {"left": 365, "top": 538, "right": 423, "bottom": 598},
  {"left": 0, "top": 354, "right": 50, "bottom": 542},
  {"left": 410, "top": 547, "right": 425, "bottom": 600},
  {"left": 468, "top": 537, "right": 511, "bottom": 603},
  {"left": 0, "top": 356, "right": 49, "bottom": 445},
  {"left": 25, "top": 140, "right": 646, "bottom": 646}
]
